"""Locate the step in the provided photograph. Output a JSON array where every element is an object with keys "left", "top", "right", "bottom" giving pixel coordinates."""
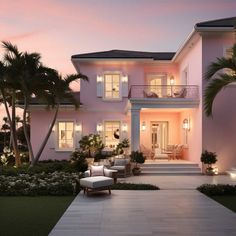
[
  {"left": 143, "top": 163, "right": 199, "bottom": 168},
  {"left": 141, "top": 166, "right": 201, "bottom": 172},
  {"left": 141, "top": 171, "right": 202, "bottom": 175}
]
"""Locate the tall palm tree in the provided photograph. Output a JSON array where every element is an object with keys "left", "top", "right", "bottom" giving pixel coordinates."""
[{"left": 204, "top": 43, "right": 236, "bottom": 117}]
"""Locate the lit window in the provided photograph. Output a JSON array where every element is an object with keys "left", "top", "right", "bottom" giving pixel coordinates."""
[
  {"left": 104, "top": 74, "right": 120, "bottom": 99},
  {"left": 57, "top": 121, "right": 74, "bottom": 150},
  {"left": 104, "top": 121, "right": 120, "bottom": 148}
]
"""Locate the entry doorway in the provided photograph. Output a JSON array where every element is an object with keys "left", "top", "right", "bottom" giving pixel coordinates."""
[{"left": 151, "top": 121, "right": 168, "bottom": 150}]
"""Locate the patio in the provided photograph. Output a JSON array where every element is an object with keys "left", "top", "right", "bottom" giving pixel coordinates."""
[{"left": 50, "top": 175, "right": 236, "bottom": 236}]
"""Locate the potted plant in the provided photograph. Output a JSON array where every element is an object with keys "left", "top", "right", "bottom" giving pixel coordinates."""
[
  {"left": 116, "top": 138, "right": 130, "bottom": 155},
  {"left": 201, "top": 150, "right": 217, "bottom": 175},
  {"left": 130, "top": 151, "right": 146, "bottom": 175}
]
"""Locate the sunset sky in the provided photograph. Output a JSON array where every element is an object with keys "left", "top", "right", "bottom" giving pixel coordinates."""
[{"left": 1, "top": 0, "right": 236, "bottom": 120}]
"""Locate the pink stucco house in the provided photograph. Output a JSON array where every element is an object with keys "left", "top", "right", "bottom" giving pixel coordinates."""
[{"left": 30, "top": 17, "right": 236, "bottom": 173}]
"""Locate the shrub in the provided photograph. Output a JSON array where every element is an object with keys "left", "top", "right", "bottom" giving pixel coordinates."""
[
  {"left": 130, "top": 151, "right": 146, "bottom": 165},
  {"left": 201, "top": 150, "right": 217, "bottom": 166},
  {"left": 111, "top": 182, "right": 159, "bottom": 190},
  {"left": 0, "top": 172, "right": 80, "bottom": 196},
  {"left": 70, "top": 150, "right": 88, "bottom": 172},
  {"left": 197, "top": 184, "right": 236, "bottom": 196}
]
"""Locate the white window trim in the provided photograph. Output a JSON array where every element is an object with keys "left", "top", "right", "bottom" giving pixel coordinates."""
[
  {"left": 55, "top": 119, "right": 76, "bottom": 152},
  {"left": 181, "top": 66, "right": 189, "bottom": 85},
  {"left": 102, "top": 71, "right": 122, "bottom": 101},
  {"left": 103, "top": 120, "right": 121, "bottom": 148}
]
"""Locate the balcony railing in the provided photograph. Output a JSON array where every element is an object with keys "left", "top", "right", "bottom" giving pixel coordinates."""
[{"left": 128, "top": 85, "right": 199, "bottom": 100}]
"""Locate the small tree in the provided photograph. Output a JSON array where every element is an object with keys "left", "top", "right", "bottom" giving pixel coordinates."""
[
  {"left": 201, "top": 150, "right": 217, "bottom": 174},
  {"left": 79, "top": 134, "right": 104, "bottom": 157}
]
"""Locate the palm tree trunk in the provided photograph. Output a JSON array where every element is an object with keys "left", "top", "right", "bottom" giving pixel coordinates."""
[
  {"left": 31, "top": 104, "right": 59, "bottom": 166},
  {"left": 0, "top": 88, "right": 20, "bottom": 167},
  {"left": 23, "top": 97, "right": 35, "bottom": 163},
  {"left": 11, "top": 91, "right": 21, "bottom": 167}
]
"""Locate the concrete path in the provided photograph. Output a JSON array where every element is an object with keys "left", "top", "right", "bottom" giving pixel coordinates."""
[{"left": 50, "top": 189, "right": 236, "bottom": 235}]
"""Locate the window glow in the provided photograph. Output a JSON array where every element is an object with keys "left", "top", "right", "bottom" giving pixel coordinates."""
[
  {"left": 104, "top": 121, "right": 120, "bottom": 148},
  {"left": 104, "top": 74, "right": 120, "bottom": 99},
  {"left": 58, "top": 121, "right": 74, "bottom": 149}
]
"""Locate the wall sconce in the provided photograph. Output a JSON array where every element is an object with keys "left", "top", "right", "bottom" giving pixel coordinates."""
[
  {"left": 75, "top": 123, "right": 82, "bottom": 132},
  {"left": 182, "top": 118, "right": 190, "bottom": 131},
  {"left": 122, "top": 123, "right": 128, "bottom": 132},
  {"left": 96, "top": 75, "right": 103, "bottom": 82},
  {"left": 170, "top": 75, "right": 175, "bottom": 85},
  {"left": 141, "top": 121, "right": 146, "bottom": 131},
  {"left": 96, "top": 123, "right": 103, "bottom": 133},
  {"left": 122, "top": 75, "right": 128, "bottom": 83},
  {"left": 52, "top": 125, "right": 56, "bottom": 132}
]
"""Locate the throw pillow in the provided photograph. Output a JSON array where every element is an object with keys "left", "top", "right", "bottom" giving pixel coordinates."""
[{"left": 90, "top": 165, "right": 104, "bottom": 176}]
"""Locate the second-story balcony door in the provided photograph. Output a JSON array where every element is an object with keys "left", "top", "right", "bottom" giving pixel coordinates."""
[{"left": 148, "top": 74, "right": 167, "bottom": 97}]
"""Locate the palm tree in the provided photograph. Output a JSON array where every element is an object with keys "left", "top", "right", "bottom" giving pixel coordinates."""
[{"left": 204, "top": 43, "right": 236, "bottom": 117}]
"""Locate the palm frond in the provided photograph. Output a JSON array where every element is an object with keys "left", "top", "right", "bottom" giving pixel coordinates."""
[
  {"left": 1, "top": 41, "right": 21, "bottom": 58},
  {"left": 204, "top": 57, "right": 236, "bottom": 80},
  {"left": 204, "top": 73, "right": 236, "bottom": 117}
]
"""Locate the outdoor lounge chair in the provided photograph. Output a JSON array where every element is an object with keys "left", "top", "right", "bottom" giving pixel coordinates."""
[
  {"left": 110, "top": 158, "right": 131, "bottom": 177},
  {"left": 81, "top": 165, "right": 118, "bottom": 195}
]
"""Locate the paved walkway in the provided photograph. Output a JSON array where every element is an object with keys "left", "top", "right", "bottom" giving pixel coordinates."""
[{"left": 50, "top": 175, "right": 236, "bottom": 236}]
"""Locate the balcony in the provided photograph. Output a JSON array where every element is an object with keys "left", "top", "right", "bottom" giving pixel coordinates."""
[{"left": 128, "top": 85, "right": 200, "bottom": 109}]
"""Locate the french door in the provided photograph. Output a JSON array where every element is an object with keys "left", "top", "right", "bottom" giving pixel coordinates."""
[{"left": 151, "top": 121, "right": 168, "bottom": 150}]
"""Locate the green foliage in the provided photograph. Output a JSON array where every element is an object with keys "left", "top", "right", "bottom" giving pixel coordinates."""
[
  {"left": 16, "top": 124, "right": 30, "bottom": 146},
  {"left": 130, "top": 151, "right": 146, "bottom": 164},
  {"left": 79, "top": 134, "right": 104, "bottom": 157},
  {"left": 70, "top": 149, "right": 88, "bottom": 172},
  {"left": 197, "top": 184, "right": 236, "bottom": 196},
  {"left": 204, "top": 43, "right": 236, "bottom": 117},
  {"left": 201, "top": 150, "right": 217, "bottom": 165},
  {"left": 111, "top": 182, "right": 159, "bottom": 190},
  {"left": 0, "top": 172, "right": 79, "bottom": 196},
  {"left": 116, "top": 138, "right": 130, "bottom": 154}
]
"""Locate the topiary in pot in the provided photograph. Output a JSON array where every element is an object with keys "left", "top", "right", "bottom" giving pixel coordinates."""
[
  {"left": 201, "top": 150, "right": 217, "bottom": 175},
  {"left": 130, "top": 151, "right": 146, "bottom": 175}
]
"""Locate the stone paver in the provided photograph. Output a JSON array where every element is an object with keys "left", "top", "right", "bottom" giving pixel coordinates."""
[{"left": 50, "top": 187, "right": 236, "bottom": 235}]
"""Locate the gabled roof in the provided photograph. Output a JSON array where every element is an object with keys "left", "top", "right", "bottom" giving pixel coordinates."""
[
  {"left": 195, "top": 16, "right": 236, "bottom": 28},
  {"left": 17, "top": 92, "right": 81, "bottom": 106},
  {"left": 71, "top": 50, "right": 175, "bottom": 60}
]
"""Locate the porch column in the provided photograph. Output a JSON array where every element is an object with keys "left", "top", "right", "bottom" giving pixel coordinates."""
[{"left": 131, "top": 108, "right": 140, "bottom": 151}]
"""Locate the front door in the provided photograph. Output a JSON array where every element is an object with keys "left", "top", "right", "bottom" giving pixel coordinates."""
[{"left": 151, "top": 121, "right": 168, "bottom": 150}]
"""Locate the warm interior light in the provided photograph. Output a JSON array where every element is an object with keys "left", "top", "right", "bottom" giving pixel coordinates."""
[
  {"left": 122, "top": 75, "right": 128, "bottom": 83},
  {"left": 96, "top": 123, "right": 103, "bottom": 132},
  {"left": 183, "top": 118, "right": 190, "bottom": 130},
  {"left": 170, "top": 76, "right": 175, "bottom": 85},
  {"left": 141, "top": 121, "right": 146, "bottom": 131},
  {"left": 75, "top": 123, "right": 82, "bottom": 132},
  {"left": 122, "top": 123, "right": 128, "bottom": 132},
  {"left": 97, "top": 75, "right": 103, "bottom": 82}
]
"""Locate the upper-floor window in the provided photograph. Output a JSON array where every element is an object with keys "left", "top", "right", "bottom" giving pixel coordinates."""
[
  {"left": 57, "top": 121, "right": 74, "bottom": 150},
  {"left": 104, "top": 73, "right": 120, "bottom": 99}
]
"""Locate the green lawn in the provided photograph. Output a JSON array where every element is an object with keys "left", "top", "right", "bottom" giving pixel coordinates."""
[
  {"left": 0, "top": 196, "right": 75, "bottom": 236},
  {"left": 211, "top": 196, "right": 236, "bottom": 213}
]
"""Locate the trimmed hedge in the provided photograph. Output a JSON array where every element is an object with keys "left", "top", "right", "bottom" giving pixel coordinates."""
[
  {"left": 111, "top": 182, "right": 159, "bottom": 190},
  {"left": 0, "top": 172, "right": 80, "bottom": 196},
  {"left": 197, "top": 184, "right": 236, "bottom": 196}
]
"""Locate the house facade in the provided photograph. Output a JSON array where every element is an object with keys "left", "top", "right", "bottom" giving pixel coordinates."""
[{"left": 30, "top": 17, "right": 236, "bottom": 172}]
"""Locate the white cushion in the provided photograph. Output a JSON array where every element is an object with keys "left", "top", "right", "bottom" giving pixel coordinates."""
[
  {"left": 104, "top": 168, "right": 117, "bottom": 177},
  {"left": 90, "top": 165, "right": 104, "bottom": 176},
  {"left": 80, "top": 176, "right": 113, "bottom": 189}
]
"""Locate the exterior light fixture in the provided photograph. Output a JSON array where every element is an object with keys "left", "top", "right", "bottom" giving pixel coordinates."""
[
  {"left": 96, "top": 123, "right": 103, "bottom": 133},
  {"left": 97, "top": 75, "right": 103, "bottom": 82},
  {"left": 213, "top": 166, "right": 219, "bottom": 175},
  {"left": 183, "top": 118, "right": 190, "bottom": 131},
  {"left": 122, "top": 75, "right": 128, "bottom": 83},
  {"left": 122, "top": 123, "right": 128, "bottom": 132},
  {"left": 141, "top": 121, "right": 146, "bottom": 131},
  {"left": 52, "top": 125, "right": 56, "bottom": 132},
  {"left": 75, "top": 123, "right": 82, "bottom": 132},
  {"left": 170, "top": 75, "right": 175, "bottom": 85}
]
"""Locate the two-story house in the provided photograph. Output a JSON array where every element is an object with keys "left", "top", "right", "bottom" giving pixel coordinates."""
[{"left": 30, "top": 17, "right": 236, "bottom": 173}]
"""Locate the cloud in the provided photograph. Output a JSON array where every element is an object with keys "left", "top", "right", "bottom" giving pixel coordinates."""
[{"left": 2, "top": 31, "right": 41, "bottom": 42}]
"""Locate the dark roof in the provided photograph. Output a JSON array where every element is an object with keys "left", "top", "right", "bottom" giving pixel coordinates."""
[
  {"left": 17, "top": 92, "right": 80, "bottom": 106},
  {"left": 195, "top": 16, "right": 236, "bottom": 28},
  {"left": 71, "top": 50, "right": 175, "bottom": 60}
]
